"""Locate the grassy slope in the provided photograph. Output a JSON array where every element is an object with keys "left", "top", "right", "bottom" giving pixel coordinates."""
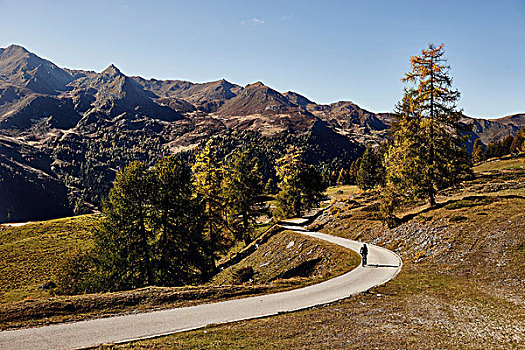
[
  {"left": 0, "top": 215, "right": 270, "bottom": 306},
  {"left": 325, "top": 184, "right": 361, "bottom": 201},
  {"left": 114, "top": 160, "right": 525, "bottom": 349},
  {"left": 0, "top": 220, "right": 358, "bottom": 329},
  {"left": 473, "top": 156, "right": 524, "bottom": 172},
  {"left": 213, "top": 229, "right": 359, "bottom": 285},
  {"left": 0, "top": 215, "right": 97, "bottom": 303}
]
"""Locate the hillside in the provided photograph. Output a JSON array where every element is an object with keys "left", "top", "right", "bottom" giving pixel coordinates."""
[
  {"left": 114, "top": 157, "right": 525, "bottom": 349},
  {"left": 0, "top": 215, "right": 96, "bottom": 303},
  {"left": 463, "top": 115, "right": 525, "bottom": 146},
  {"left": 0, "top": 221, "right": 358, "bottom": 329},
  {"left": 0, "top": 156, "right": 523, "bottom": 348},
  {"left": 0, "top": 44, "right": 524, "bottom": 223},
  {"left": 0, "top": 135, "right": 72, "bottom": 222}
]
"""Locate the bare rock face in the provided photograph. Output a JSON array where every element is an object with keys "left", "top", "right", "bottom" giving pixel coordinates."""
[
  {"left": 283, "top": 91, "right": 314, "bottom": 107},
  {"left": 0, "top": 45, "right": 74, "bottom": 95},
  {"left": 69, "top": 64, "right": 181, "bottom": 121},
  {"left": 306, "top": 100, "right": 388, "bottom": 133},
  {"left": 133, "top": 77, "right": 242, "bottom": 112},
  {"left": 464, "top": 114, "right": 525, "bottom": 146},
  {"left": 217, "top": 81, "right": 300, "bottom": 116}
]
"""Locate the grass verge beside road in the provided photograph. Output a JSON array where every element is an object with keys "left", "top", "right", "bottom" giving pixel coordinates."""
[{"left": 0, "top": 226, "right": 359, "bottom": 330}]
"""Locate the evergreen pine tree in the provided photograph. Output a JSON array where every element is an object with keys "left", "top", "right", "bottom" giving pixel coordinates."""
[
  {"left": 274, "top": 147, "right": 326, "bottom": 218},
  {"left": 356, "top": 146, "right": 384, "bottom": 190},
  {"left": 151, "top": 156, "right": 213, "bottom": 285},
  {"left": 472, "top": 139, "right": 486, "bottom": 163},
  {"left": 192, "top": 139, "right": 229, "bottom": 256},
  {"left": 500, "top": 135, "right": 514, "bottom": 156},
  {"left": 486, "top": 136, "right": 514, "bottom": 158},
  {"left": 381, "top": 43, "right": 471, "bottom": 225},
  {"left": 222, "top": 150, "right": 264, "bottom": 245},
  {"left": 89, "top": 157, "right": 214, "bottom": 291},
  {"left": 94, "top": 161, "right": 155, "bottom": 290},
  {"left": 510, "top": 127, "right": 525, "bottom": 153}
]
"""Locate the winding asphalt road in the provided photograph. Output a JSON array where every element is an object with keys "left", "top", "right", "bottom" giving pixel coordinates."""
[{"left": 0, "top": 224, "right": 402, "bottom": 350}]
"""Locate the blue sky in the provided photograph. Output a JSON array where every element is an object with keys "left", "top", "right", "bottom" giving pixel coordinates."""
[{"left": 0, "top": 0, "right": 524, "bottom": 118}]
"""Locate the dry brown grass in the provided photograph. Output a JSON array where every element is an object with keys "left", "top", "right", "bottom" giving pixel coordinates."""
[
  {"left": 105, "top": 269, "right": 523, "bottom": 349},
  {"left": 0, "top": 215, "right": 97, "bottom": 303},
  {"left": 0, "top": 229, "right": 358, "bottom": 331},
  {"left": 107, "top": 161, "right": 525, "bottom": 349},
  {"left": 213, "top": 230, "right": 359, "bottom": 285}
]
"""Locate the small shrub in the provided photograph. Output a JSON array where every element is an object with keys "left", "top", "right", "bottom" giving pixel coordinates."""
[
  {"left": 55, "top": 249, "right": 102, "bottom": 295},
  {"left": 233, "top": 266, "right": 255, "bottom": 284},
  {"left": 450, "top": 215, "right": 467, "bottom": 222},
  {"left": 362, "top": 202, "right": 380, "bottom": 212}
]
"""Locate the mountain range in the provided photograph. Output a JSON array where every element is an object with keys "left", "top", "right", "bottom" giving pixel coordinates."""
[{"left": 0, "top": 44, "right": 524, "bottom": 223}]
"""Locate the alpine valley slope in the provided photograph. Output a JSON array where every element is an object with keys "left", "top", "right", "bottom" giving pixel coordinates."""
[
  {"left": 0, "top": 44, "right": 523, "bottom": 223},
  {"left": 0, "top": 224, "right": 402, "bottom": 350}
]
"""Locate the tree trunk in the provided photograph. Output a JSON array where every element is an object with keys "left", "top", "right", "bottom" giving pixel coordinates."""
[
  {"left": 242, "top": 213, "right": 250, "bottom": 245},
  {"left": 427, "top": 57, "right": 436, "bottom": 208},
  {"left": 427, "top": 192, "right": 436, "bottom": 207},
  {"left": 139, "top": 207, "right": 153, "bottom": 286}
]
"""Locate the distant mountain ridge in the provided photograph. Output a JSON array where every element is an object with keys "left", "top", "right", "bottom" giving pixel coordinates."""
[
  {"left": 0, "top": 45, "right": 74, "bottom": 94},
  {"left": 0, "top": 44, "right": 523, "bottom": 222},
  {"left": 1, "top": 44, "right": 522, "bottom": 145}
]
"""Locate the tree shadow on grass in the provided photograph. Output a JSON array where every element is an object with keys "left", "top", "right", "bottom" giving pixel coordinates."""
[{"left": 396, "top": 194, "right": 525, "bottom": 224}]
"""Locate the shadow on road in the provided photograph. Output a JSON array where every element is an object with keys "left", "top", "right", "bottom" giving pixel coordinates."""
[
  {"left": 366, "top": 264, "right": 399, "bottom": 268},
  {"left": 279, "top": 226, "right": 309, "bottom": 232}
]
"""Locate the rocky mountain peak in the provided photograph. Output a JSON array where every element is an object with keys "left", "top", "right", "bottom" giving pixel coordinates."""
[
  {"left": 215, "top": 80, "right": 300, "bottom": 116},
  {"left": 0, "top": 44, "right": 73, "bottom": 94},
  {"left": 208, "top": 78, "right": 235, "bottom": 90},
  {"left": 330, "top": 101, "right": 358, "bottom": 109},
  {"left": 284, "top": 91, "right": 314, "bottom": 107},
  {"left": 101, "top": 64, "right": 123, "bottom": 77},
  {"left": 246, "top": 81, "right": 267, "bottom": 88},
  {"left": 0, "top": 45, "right": 31, "bottom": 64},
  {"left": 2, "top": 44, "right": 30, "bottom": 57}
]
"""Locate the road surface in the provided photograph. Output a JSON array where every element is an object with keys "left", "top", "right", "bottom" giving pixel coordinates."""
[{"left": 0, "top": 225, "right": 402, "bottom": 350}]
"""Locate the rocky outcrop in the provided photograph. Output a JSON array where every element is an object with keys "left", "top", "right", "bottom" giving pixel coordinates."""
[{"left": 0, "top": 45, "right": 74, "bottom": 94}]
